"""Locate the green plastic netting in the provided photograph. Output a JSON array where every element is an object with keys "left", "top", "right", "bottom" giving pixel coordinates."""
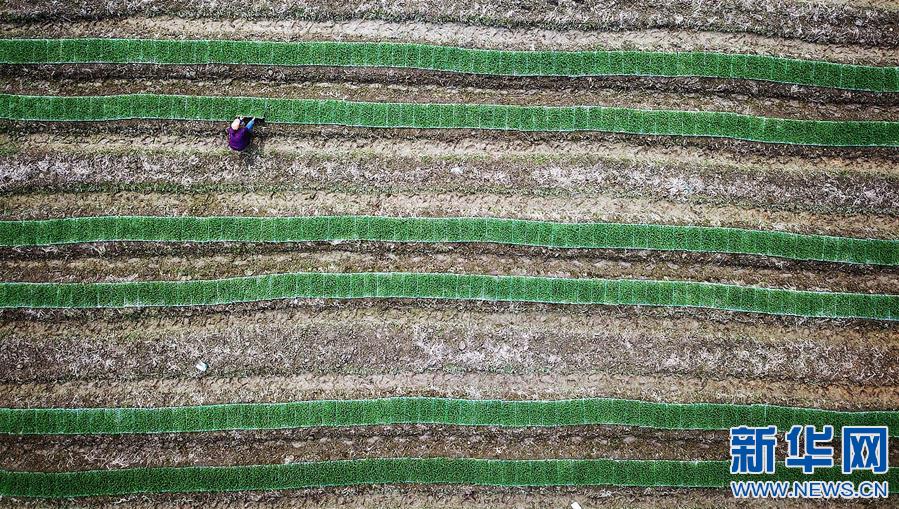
[
  {"left": 0, "top": 39, "right": 896, "bottom": 92},
  {"left": 2, "top": 215, "right": 897, "bottom": 265},
  {"left": 0, "top": 272, "right": 896, "bottom": 320},
  {"left": 2, "top": 397, "right": 896, "bottom": 435},
  {"left": 1, "top": 94, "right": 896, "bottom": 146},
  {"left": 1, "top": 459, "right": 895, "bottom": 498}
]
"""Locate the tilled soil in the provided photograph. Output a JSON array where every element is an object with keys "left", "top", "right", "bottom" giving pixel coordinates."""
[
  {"left": 2, "top": 3, "right": 898, "bottom": 48},
  {"left": 3, "top": 301, "right": 897, "bottom": 385},
  {"left": 6, "top": 134, "right": 899, "bottom": 196},
  {"left": 3, "top": 247, "right": 899, "bottom": 294},
  {"left": 7, "top": 64, "right": 899, "bottom": 107},
  {"left": 8, "top": 426, "right": 897, "bottom": 472},
  {"left": 0, "top": 426, "right": 731, "bottom": 471},
  {"left": 6, "top": 122, "right": 896, "bottom": 166},
  {"left": 5, "top": 76, "right": 898, "bottom": 122},
  {"left": 4, "top": 370, "right": 897, "bottom": 410},
  {"left": 2, "top": 485, "right": 879, "bottom": 509}
]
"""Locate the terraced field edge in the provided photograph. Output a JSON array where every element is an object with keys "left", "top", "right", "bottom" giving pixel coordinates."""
[
  {"left": 2, "top": 39, "right": 897, "bottom": 92},
  {"left": 2, "top": 459, "right": 897, "bottom": 498},
  {"left": 2, "top": 94, "right": 897, "bottom": 146},
  {"left": 1, "top": 272, "right": 897, "bottom": 320},
  {"left": 3, "top": 397, "right": 897, "bottom": 435},
  {"left": 3, "top": 216, "right": 897, "bottom": 265}
]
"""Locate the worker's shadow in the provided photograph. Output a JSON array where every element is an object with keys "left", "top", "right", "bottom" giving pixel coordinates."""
[{"left": 241, "top": 132, "right": 266, "bottom": 163}]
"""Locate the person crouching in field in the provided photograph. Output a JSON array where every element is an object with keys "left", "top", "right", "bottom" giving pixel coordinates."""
[{"left": 227, "top": 116, "right": 257, "bottom": 152}]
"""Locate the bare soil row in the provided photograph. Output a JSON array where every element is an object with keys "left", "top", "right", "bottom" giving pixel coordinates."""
[
  {"left": 3, "top": 299, "right": 897, "bottom": 386},
  {"left": 3, "top": 246, "right": 898, "bottom": 294},
  {"left": 2, "top": 2, "right": 897, "bottom": 48},
  {"left": 5, "top": 133, "right": 898, "bottom": 202},
  {"left": 8, "top": 426, "right": 896, "bottom": 473},
  {"left": 7, "top": 64, "right": 898, "bottom": 107},
  {"left": 0, "top": 426, "right": 731, "bottom": 472},
  {"left": 1, "top": 485, "right": 865, "bottom": 509},
  {"left": 5, "top": 123, "right": 895, "bottom": 175},
  {"left": 3, "top": 365, "right": 897, "bottom": 410}
]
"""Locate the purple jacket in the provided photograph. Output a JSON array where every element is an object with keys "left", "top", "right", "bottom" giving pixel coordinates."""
[{"left": 227, "top": 126, "right": 251, "bottom": 151}]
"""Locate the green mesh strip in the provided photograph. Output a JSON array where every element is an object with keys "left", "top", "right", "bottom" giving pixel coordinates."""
[
  {"left": 2, "top": 397, "right": 896, "bottom": 435},
  {"left": 2, "top": 215, "right": 896, "bottom": 266},
  {"left": 1, "top": 459, "right": 896, "bottom": 498},
  {"left": 1, "top": 94, "right": 896, "bottom": 146},
  {"left": 0, "top": 272, "right": 896, "bottom": 320},
  {"left": 1, "top": 38, "right": 897, "bottom": 92}
]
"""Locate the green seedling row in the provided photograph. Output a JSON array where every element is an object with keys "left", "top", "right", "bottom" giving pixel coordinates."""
[
  {"left": 1, "top": 38, "right": 897, "bottom": 92},
  {"left": 2, "top": 215, "right": 896, "bottom": 265},
  {"left": 2, "top": 396, "right": 896, "bottom": 435},
  {"left": 0, "top": 272, "right": 896, "bottom": 320},
  {"left": 1, "top": 94, "right": 896, "bottom": 146}
]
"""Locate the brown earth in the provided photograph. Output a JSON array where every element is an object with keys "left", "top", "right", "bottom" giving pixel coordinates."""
[
  {"left": 5, "top": 135, "right": 899, "bottom": 201},
  {"left": 3, "top": 369, "right": 897, "bottom": 410},
  {"left": 6, "top": 426, "right": 896, "bottom": 472},
  {"left": 0, "top": 426, "right": 730, "bottom": 471},
  {"left": 4, "top": 20, "right": 898, "bottom": 64},
  {"left": 4, "top": 485, "right": 886, "bottom": 509},
  {"left": 2, "top": 301, "right": 897, "bottom": 385},
  {"left": 2, "top": 2, "right": 898, "bottom": 47},
  {"left": 6, "top": 64, "right": 898, "bottom": 107},
  {"left": 4, "top": 122, "right": 895, "bottom": 168},
  {"left": 3, "top": 247, "right": 899, "bottom": 294}
]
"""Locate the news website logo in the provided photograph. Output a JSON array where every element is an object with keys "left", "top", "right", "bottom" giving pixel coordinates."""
[{"left": 729, "top": 425, "right": 889, "bottom": 499}]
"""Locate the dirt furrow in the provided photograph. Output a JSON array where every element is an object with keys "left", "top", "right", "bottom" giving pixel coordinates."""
[
  {"left": 0, "top": 486, "right": 880, "bottom": 509},
  {"left": 0, "top": 426, "right": 729, "bottom": 472},
  {"left": 3, "top": 189, "right": 898, "bottom": 239},
  {"left": 8, "top": 427, "right": 894, "bottom": 474},
  {"left": 4, "top": 123, "right": 894, "bottom": 168},
  {"left": 8, "top": 65, "right": 898, "bottom": 107},
  {"left": 5, "top": 134, "right": 898, "bottom": 198},
  {"left": 3, "top": 371, "right": 897, "bottom": 410},
  {"left": 2, "top": 301, "right": 897, "bottom": 385},
  {"left": 3, "top": 248, "right": 898, "bottom": 294},
  {"left": 2, "top": 5, "right": 897, "bottom": 50},
  {"left": 7, "top": 241, "right": 899, "bottom": 275},
  {"left": 5, "top": 77, "right": 895, "bottom": 122}
]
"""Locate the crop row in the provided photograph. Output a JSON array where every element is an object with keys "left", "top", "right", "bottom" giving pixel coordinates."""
[
  {"left": 3, "top": 396, "right": 897, "bottom": 435},
  {"left": 1, "top": 272, "right": 896, "bottom": 320},
  {"left": 1, "top": 458, "right": 896, "bottom": 498},
  {"left": 1, "top": 39, "right": 896, "bottom": 92},
  {"left": 1, "top": 215, "right": 896, "bottom": 265},
  {"left": 2, "top": 94, "right": 897, "bottom": 146}
]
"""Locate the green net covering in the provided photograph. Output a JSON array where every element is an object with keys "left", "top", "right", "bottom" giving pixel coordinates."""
[
  {"left": 2, "top": 94, "right": 896, "bottom": 146},
  {"left": 1, "top": 38, "right": 896, "bottom": 92},
  {"left": 2, "top": 215, "right": 896, "bottom": 265}
]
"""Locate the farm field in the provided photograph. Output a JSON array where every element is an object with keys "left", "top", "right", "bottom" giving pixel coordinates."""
[{"left": 0, "top": 0, "right": 898, "bottom": 507}]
